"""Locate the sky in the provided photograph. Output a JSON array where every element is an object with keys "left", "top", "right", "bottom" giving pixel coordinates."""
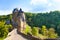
[{"left": 0, "top": 0, "right": 60, "bottom": 15}]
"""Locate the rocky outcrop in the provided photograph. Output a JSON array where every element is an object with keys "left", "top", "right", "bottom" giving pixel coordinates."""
[{"left": 4, "top": 29, "right": 27, "bottom": 40}]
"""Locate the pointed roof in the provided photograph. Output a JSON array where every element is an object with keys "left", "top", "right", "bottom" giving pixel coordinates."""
[
  {"left": 19, "top": 8, "right": 24, "bottom": 13},
  {"left": 13, "top": 8, "right": 18, "bottom": 13}
]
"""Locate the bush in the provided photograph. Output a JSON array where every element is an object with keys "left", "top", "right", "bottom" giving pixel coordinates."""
[
  {"left": 5, "top": 24, "right": 12, "bottom": 32},
  {"left": 48, "top": 28, "right": 58, "bottom": 38},
  {"left": 41, "top": 25, "right": 48, "bottom": 36},
  {"left": 23, "top": 24, "right": 31, "bottom": 35},
  {"left": 41, "top": 25, "right": 58, "bottom": 39},
  {"left": 38, "top": 34, "right": 48, "bottom": 39},
  {"left": 0, "top": 21, "right": 8, "bottom": 38},
  {"left": 31, "top": 27, "right": 39, "bottom": 36},
  {"left": 0, "top": 21, "right": 12, "bottom": 38}
]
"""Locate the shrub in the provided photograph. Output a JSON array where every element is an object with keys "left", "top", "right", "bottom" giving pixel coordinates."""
[
  {"left": 23, "top": 24, "right": 31, "bottom": 35},
  {"left": 41, "top": 25, "right": 58, "bottom": 38},
  {"left": 41, "top": 25, "right": 48, "bottom": 36},
  {"left": 0, "top": 21, "right": 12, "bottom": 38},
  {"left": 0, "top": 21, "right": 8, "bottom": 38},
  {"left": 31, "top": 27, "right": 39, "bottom": 36},
  {"left": 48, "top": 28, "right": 58, "bottom": 38},
  {"left": 5, "top": 24, "right": 12, "bottom": 32}
]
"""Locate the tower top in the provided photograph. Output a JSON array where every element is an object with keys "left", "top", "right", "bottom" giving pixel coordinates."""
[
  {"left": 19, "top": 8, "right": 24, "bottom": 13},
  {"left": 13, "top": 8, "right": 18, "bottom": 13}
]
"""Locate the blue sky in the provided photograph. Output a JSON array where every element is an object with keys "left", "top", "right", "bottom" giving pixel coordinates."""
[{"left": 0, "top": 0, "right": 60, "bottom": 15}]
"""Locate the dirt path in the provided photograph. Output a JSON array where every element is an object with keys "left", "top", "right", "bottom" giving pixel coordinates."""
[{"left": 4, "top": 28, "right": 27, "bottom": 40}]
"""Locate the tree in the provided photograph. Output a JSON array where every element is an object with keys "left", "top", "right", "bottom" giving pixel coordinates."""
[
  {"left": 31, "top": 27, "right": 39, "bottom": 36},
  {"left": 48, "top": 28, "right": 58, "bottom": 38},
  {"left": 41, "top": 25, "right": 48, "bottom": 36},
  {"left": 23, "top": 24, "right": 31, "bottom": 35},
  {"left": 0, "top": 21, "right": 8, "bottom": 38}
]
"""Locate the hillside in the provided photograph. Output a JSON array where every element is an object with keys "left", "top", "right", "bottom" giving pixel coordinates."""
[
  {"left": 0, "top": 11, "right": 60, "bottom": 40},
  {"left": 0, "top": 11, "right": 60, "bottom": 36}
]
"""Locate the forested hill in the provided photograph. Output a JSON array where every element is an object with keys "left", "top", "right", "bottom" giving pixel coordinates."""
[{"left": 0, "top": 11, "right": 60, "bottom": 36}]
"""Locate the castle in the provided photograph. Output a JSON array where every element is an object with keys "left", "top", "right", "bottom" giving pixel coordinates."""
[{"left": 12, "top": 8, "right": 26, "bottom": 33}]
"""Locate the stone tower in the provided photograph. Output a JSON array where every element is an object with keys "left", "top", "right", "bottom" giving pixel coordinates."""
[
  {"left": 12, "top": 8, "right": 18, "bottom": 29},
  {"left": 17, "top": 8, "right": 26, "bottom": 33},
  {"left": 12, "top": 8, "right": 26, "bottom": 33}
]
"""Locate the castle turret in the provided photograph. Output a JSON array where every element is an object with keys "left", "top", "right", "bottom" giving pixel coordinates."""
[
  {"left": 12, "top": 8, "right": 18, "bottom": 29},
  {"left": 11, "top": 8, "right": 26, "bottom": 33},
  {"left": 17, "top": 8, "right": 26, "bottom": 33},
  {"left": 13, "top": 8, "right": 18, "bottom": 13}
]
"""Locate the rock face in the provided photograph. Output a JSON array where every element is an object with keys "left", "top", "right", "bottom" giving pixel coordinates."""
[
  {"left": 12, "top": 8, "right": 26, "bottom": 33},
  {"left": 4, "top": 29, "right": 27, "bottom": 40}
]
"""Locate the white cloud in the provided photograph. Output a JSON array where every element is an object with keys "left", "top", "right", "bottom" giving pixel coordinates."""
[
  {"left": 0, "top": 8, "right": 30, "bottom": 15},
  {"left": 30, "top": 0, "right": 60, "bottom": 12},
  {"left": 0, "top": 10, "right": 12, "bottom": 15},
  {"left": 30, "top": 0, "right": 60, "bottom": 6},
  {"left": 17, "top": 6, "right": 31, "bottom": 12},
  {"left": 20, "top": 8, "right": 31, "bottom": 12},
  {"left": 30, "top": 0, "right": 48, "bottom": 5},
  {"left": 22, "top": 8, "right": 30, "bottom": 12},
  {"left": 52, "top": 0, "right": 60, "bottom": 3},
  {"left": 48, "top": 3, "right": 52, "bottom": 7}
]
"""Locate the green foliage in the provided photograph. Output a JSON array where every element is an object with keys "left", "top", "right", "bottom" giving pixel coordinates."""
[
  {"left": 5, "top": 24, "right": 12, "bottom": 32},
  {"left": 25, "top": 11, "right": 60, "bottom": 36},
  {"left": 23, "top": 24, "right": 31, "bottom": 35},
  {"left": 0, "top": 11, "right": 60, "bottom": 38},
  {"left": 41, "top": 25, "right": 48, "bottom": 36},
  {"left": 23, "top": 24, "right": 58, "bottom": 39},
  {"left": 0, "top": 21, "right": 12, "bottom": 38},
  {"left": 0, "top": 38, "right": 4, "bottom": 40},
  {"left": 0, "top": 21, "right": 8, "bottom": 38},
  {"left": 38, "top": 34, "right": 48, "bottom": 39},
  {"left": 1, "top": 11, "right": 60, "bottom": 36},
  {"left": 48, "top": 28, "right": 58, "bottom": 38},
  {"left": 41, "top": 26, "right": 58, "bottom": 38},
  {"left": 30, "top": 25, "right": 58, "bottom": 39},
  {"left": 31, "top": 27, "right": 39, "bottom": 36}
]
